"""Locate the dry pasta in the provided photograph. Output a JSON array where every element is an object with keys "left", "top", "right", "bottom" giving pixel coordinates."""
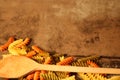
[
  {"left": 0, "top": 37, "right": 14, "bottom": 51},
  {"left": 16, "top": 37, "right": 30, "bottom": 48},
  {"left": 8, "top": 39, "right": 28, "bottom": 55},
  {"left": 0, "top": 37, "right": 119, "bottom": 80},
  {"left": 56, "top": 57, "right": 74, "bottom": 65}
]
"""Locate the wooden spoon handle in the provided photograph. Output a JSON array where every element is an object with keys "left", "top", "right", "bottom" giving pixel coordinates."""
[{"left": 38, "top": 64, "right": 120, "bottom": 74}]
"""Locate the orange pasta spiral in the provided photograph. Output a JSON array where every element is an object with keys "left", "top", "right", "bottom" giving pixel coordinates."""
[
  {"left": 32, "top": 45, "right": 44, "bottom": 53},
  {"left": 0, "top": 37, "right": 14, "bottom": 51},
  {"left": 40, "top": 73, "right": 44, "bottom": 80},
  {"left": 33, "top": 71, "right": 40, "bottom": 80},
  {"left": 26, "top": 72, "right": 34, "bottom": 80},
  {"left": 26, "top": 71, "right": 40, "bottom": 80},
  {"left": 26, "top": 50, "right": 37, "bottom": 58},
  {"left": 16, "top": 37, "right": 30, "bottom": 48},
  {"left": 87, "top": 60, "right": 99, "bottom": 67},
  {"left": 57, "top": 57, "right": 74, "bottom": 65}
]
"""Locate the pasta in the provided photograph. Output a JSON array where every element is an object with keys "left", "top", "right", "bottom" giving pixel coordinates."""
[
  {"left": 56, "top": 57, "right": 74, "bottom": 65},
  {"left": 26, "top": 72, "right": 34, "bottom": 80},
  {"left": 61, "top": 75, "right": 75, "bottom": 80},
  {"left": 32, "top": 55, "right": 45, "bottom": 64},
  {"left": 71, "top": 56, "right": 99, "bottom": 67},
  {"left": 32, "top": 45, "right": 44, "bottom": 53},
  {"left": 78, "top": 73, "right": 107, "bottom": 80},
  {"left": 108, "top": 76, "right": 120, "bottom": 80},
  {"left": 0, "top": 37, "right": 14, "bottom": 51},
  {"left": 8, "top": 39, "right": 28, "bottom": 55},
  {"left": 55, "top": 72, "right": 70, "bottom": 79},
  {"left": 40, "top": 72, "right": 60, "bottom": 80},
  {"left": 44, "top": 57, "right": 52, "bottom": 64},
  {"left": 40, "top": 74, "right": 44, "bottom": 80},
  {"left": 16, "top": 37, "right": 30, "bottom": 48},
  {"left": 0, "top": 37, "right": 118, "bottom": 80},
  {"left": 26, "top": 50, "right": 37, "bottom": 58},
  {"left": 33, "top": 71, "right": 40, "bottom": 80},
  {"left": 87, "top": 60, "right": 99, "bottom": 67}
]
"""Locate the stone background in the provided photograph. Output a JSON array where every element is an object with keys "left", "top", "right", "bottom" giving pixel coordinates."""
[{"left": 0, "top": 0, "right": 120, "bottom": 56}]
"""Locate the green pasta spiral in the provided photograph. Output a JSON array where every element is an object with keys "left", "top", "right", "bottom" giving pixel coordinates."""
[
  {"left": 78, "top": 73, "right": 107, "bottom": 80},
  {"left": 40, "top": 72, "right": 60, "bottom": 80},
  {"left": 71, "top": 56, "right": 99, "bottom": 67}
]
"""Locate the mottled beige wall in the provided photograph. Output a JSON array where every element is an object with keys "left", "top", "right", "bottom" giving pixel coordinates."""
[{"left": 0, "top": 0, "right": 120, "bottom": 56}]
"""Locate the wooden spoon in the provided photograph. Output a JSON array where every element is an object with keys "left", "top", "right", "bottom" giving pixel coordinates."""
[{"left": 0, "top": 55, "right": 120, "bottom": 78}]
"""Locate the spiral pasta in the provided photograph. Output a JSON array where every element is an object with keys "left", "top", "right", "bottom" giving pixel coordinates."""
[
  {"left": 78, "top": 73, "right": 107, "bottom": 80},
  {"left": 0, "top": 37, "right": 14, "bottom": 51},
  {"left": 26, "top": 72, "right": 34, "bottom": 80},
  {"left": 32, "top": 45, "right": 44, "bottom": 53},
  {"left": 16, "top": 37, "right": 30, "bottom": 48},
  {"left": 71, "top": 56, "right": 99, "bottom": 67},
  {"left": 40, "top": 72, "right": 60, "bottom": 80},
  {"left": 26, "top": 50, "right": 37, "bottom": 58},
  {"left": 0, "top": 37, "right": 118, "bottom": 80},
  {"left": 61, "top": 75, "right": 75, "bottom": 80},
  {"left": 33, "top": 71, "right": 40, "bottom": 80},
  {"left": 55, "top": 72, "right": 70, "bottom": 79},
  {"left": 56, "top": 57, "right": 74, "bottom": 65},
  {"left": 87, "top": 60, "right": 99, "bottom": 67},
  {"left": 8, "top": 39, "right": 27, "bottom": 55}
]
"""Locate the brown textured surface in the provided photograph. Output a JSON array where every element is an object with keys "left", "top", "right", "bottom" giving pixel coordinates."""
[{"left": 0, "top": 0, "right": 120, "bottom": 56}]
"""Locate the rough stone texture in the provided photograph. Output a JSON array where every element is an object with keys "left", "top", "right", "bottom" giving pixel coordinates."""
[{"left": 0, "top": 0, "right": 120, "bottom": 56}]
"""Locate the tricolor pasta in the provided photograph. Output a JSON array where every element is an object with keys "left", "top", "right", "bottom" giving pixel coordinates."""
[{"left": 0, "top": 37, "right": 119, "bottom": 80}]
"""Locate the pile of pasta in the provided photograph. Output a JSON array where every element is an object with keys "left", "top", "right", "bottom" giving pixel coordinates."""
[{"left": 0, "top": 37, "right": 120, "bottom": 80}]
